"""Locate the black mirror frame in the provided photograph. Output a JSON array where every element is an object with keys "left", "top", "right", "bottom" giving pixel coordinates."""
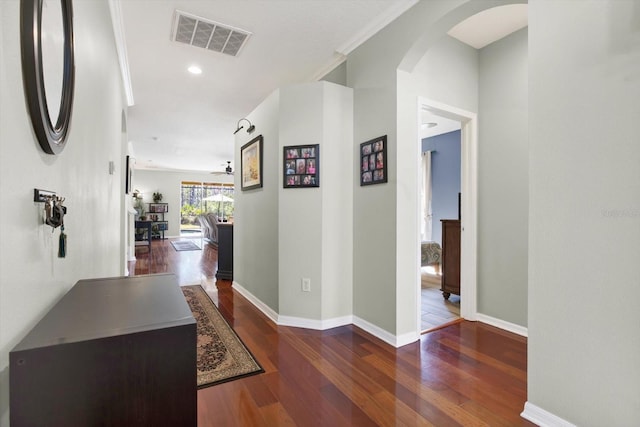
[{"left": 21, "top": 0, "right": 75, "bottom": 155}]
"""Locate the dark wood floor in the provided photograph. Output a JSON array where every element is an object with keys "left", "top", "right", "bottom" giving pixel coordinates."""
[{"left": 131, "top": 238, "right": 533, "bottom": 426}]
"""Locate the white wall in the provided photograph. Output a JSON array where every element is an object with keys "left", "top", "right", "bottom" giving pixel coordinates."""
[
  {"left": 0, "top": 1, "right": 127, "bottom": 425},
  {"left": 477, "top": 28, "right": 528, "bottom": 326},
  {"left": 133, "top": 169, "right": 233, "bottom": 238},
  {"left": 527, "top": 1, "right": 640, "bottom": 425}
]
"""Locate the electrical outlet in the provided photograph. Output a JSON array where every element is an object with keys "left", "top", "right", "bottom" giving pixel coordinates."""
[{"left": 302, "top": 278, "right": 311, "bottom": 292}]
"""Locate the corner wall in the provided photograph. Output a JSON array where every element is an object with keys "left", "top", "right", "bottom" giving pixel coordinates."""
[
  {"left": 277, "top": 82, "right": 353, "bottom": 323},
  {"left": 234, "top": 91, "right": 281, "bottom": 312},
  {"left": 477, "top": 28, "right": 528, "bottom": 327},
  {"left": 234, "top": 82, "right": 353, "bottom": 324},
  {"left": 0, "top": 2, "right": 127, "bottom": 425},
  {"left": 527, "top": 1, "right": 640, "bottom": 424}
]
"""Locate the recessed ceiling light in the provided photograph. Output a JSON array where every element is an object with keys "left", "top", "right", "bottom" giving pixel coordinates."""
[{"left": 188, "top": 65, "right": 202, "bottom": 75}]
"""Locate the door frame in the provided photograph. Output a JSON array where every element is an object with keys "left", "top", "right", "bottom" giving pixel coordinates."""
[{"left": 417, "top": 97, "right": 477, "bottom": 326}]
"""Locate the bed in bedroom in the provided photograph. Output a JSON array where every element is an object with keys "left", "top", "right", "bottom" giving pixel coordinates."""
[{"left": 421, "top": 241, "right": 441, "bottom": 273}]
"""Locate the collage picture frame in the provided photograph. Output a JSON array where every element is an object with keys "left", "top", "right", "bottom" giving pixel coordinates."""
[
  {"left": 283, "top": 144, "right": 319, "bottom": 188},
  {"left": 360, "top": 135, "right": 387, "bottom": 186}
]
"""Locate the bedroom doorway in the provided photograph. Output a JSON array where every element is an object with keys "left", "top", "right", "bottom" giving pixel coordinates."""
[
  {"left": 418, "top": 99, "right": 477, "bottom": 333},
  {"left": 420, "top": 108, "right": 462, "bottom": 332}
]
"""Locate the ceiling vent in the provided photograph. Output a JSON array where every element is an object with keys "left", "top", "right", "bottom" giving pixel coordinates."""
[{"left": 171, "top": 10, "right": 251, "bottom": 57}]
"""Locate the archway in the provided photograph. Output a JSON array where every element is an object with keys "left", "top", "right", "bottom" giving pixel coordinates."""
[{"left": 395, "top": 0, "right": 525, "bottom": 341}]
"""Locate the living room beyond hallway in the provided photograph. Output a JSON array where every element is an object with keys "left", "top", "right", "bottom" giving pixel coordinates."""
[{"left": 129, "top": 236, "right": 217, "bottom": 286}]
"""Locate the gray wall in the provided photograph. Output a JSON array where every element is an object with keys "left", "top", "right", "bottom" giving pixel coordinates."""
[
  {"left": 0, "top": 1, "right": 127, "bottom": 425},
  {"left": 278, "top": 82, "right": 353, "bottom": 321},
  {"left": 477, "top": 28, "right": 528, "bottom": 326},
  {"left": 234, "top": 82, "right": 353, "bottom": 321},
  {"left": 320, "top": 61, "right": 347, "bottom": 86},
  {"left": 347, "top": 0, "right": 477, "bottom": 338},
  {"left": 278, "top": 84, "right": 325, "bottom": 319},
  {"left": 234, "top": 92, "right": 281, "bottom": 312},
  {"left": 423, "top": 130, "right": 462, "bottom": 245},
  {"left": 528, "top": 1, "right": 640, "bottom": 424}
]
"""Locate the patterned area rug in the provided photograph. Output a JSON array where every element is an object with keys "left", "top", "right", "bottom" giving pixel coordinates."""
[
  {"left": 181, "top": 285, "right": 263, "bottom": 388},
  {"left": 171, "top": 240, "right": 201, "bottom": 251}
]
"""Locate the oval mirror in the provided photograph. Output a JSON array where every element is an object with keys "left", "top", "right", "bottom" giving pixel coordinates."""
[{"left": 21, "top": 0, "right": 75, "bottom": 155}]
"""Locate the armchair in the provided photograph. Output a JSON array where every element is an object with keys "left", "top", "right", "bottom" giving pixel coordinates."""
[{"left": 197, "top": 213, "right": 219, "bottom": 246}]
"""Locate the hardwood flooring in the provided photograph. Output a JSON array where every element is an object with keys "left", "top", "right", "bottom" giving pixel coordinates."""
[
  {"left": 421, "top": 270, "right": 461, "bottom": 332},
  {"left": 131, "top": 238, "right": 533, "bottom": 426}
]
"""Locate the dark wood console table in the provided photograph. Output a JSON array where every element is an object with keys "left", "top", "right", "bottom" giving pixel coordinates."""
[
  {"left": 10, "top": 274, "right": 196, "bottom": 426},
  {"left": 216, "top": 223, "right": 233, "bottom": 280}
]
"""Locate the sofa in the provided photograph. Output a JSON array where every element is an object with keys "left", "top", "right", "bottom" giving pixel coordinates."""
[{"left": 197, "top": 213, "right": 219, "bottom": 246}]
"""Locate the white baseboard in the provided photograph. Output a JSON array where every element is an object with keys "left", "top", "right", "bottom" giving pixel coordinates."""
[
  {"left": 278, "top": 315, "right": 353, "bottom": 330},
  {"left": 352, "top": 316, "right": 419, "bottom": 348},
  {"left": 476, "top": 313, "right": 528, "bottom": 337},
  {"left": 233, "top": 281, "right": 352, "bottom": 330},
  {"left": 232, "top": 281, "right": 279, "bottom": 324},
  {"left": 352, "top": 316, "right": 397, "bottom": 347},
  {"left": 521, "top": 402, "right": 576, "bottom": 427},
  {"left": 232, "top": 282, "right": 419, "bottom": 346},
  {"left": 396, "top": 331, "right": 421, "bottom": 347}
]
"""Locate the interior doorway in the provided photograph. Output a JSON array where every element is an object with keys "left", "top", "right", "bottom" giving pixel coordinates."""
[
  {"left": 419, "top": 108, "right": 462, "bottom": 332},
  {"left": 417, "top": 98, "right": 478, "bottom": 333}
]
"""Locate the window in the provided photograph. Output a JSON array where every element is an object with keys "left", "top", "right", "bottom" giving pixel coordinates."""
[{"left": 180, "top": 181, "right": 234, "bottom": 234}]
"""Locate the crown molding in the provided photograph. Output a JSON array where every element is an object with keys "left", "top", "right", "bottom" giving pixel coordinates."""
[
  {"left": 108, "top": 0, "right": 134, "bottom": 106},
  {"left": 336, "top": 0, "right": 418, "bottom": 55}
]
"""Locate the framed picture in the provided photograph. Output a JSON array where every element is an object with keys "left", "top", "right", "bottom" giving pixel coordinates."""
[
  {"left": 241, "top": 135, "right": 263, "bottom": 191},
  {"left": 283, "top": 144, "right": 319, "bottom": 188},
  {"left": 360, "top": 135, "right": 387, "bottom": 186}
]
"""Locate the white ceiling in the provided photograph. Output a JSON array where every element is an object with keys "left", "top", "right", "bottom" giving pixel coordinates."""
[
  {"left": 120, "top": 0, "right": 418, "bottom": 173},
  {"left": 447, "top": 4, "right": 528, "bottom": 49},
  {"left": 421, "top": 3, "right": 528, "bottom": 140},
  {"left": 119, "top": 1, "right": 527, "bottom": 173}
]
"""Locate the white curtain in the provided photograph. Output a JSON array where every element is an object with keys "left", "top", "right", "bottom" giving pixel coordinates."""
[{"left": 421, "top": 151, "right": 433, "bottom": 242}]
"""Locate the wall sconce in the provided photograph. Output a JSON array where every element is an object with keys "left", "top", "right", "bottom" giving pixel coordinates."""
[{"left": 233, "top": 118, "right": 255, "bottom": 135}]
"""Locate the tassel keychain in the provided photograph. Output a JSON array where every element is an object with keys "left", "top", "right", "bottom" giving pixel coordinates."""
[{"left": 58, "top": 225, "right": 66, "bottom": 258}]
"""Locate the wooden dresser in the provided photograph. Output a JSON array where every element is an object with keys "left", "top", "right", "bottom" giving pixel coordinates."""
[
  {"left": 440, "top": 219, "right": 461, "bottom": 300},
  {"left": 10, "top": 274, "right": 197, "bottom": 426}
]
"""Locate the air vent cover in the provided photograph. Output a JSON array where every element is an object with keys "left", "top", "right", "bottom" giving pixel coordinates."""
[{"left": 171, "top": 10, "right": 251, "bottom": 57}]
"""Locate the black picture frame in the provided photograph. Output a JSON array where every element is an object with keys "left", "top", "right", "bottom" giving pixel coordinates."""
[
  {"left": 283, "top": 144, "right": 319, "bottom": 188},
  {"left": 241, "top": 135, "right": 263, "bottom": 191},
  {"left": 360, "top": 135, "right": 387, "bottom": 186},
  {"left": 21, "top": 0, "right": 75, "bottom": 155}
]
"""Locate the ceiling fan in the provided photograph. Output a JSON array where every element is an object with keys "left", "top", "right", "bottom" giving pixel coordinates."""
[{"left": 212, "top": 161, "right": 234, "bottom": 175}]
